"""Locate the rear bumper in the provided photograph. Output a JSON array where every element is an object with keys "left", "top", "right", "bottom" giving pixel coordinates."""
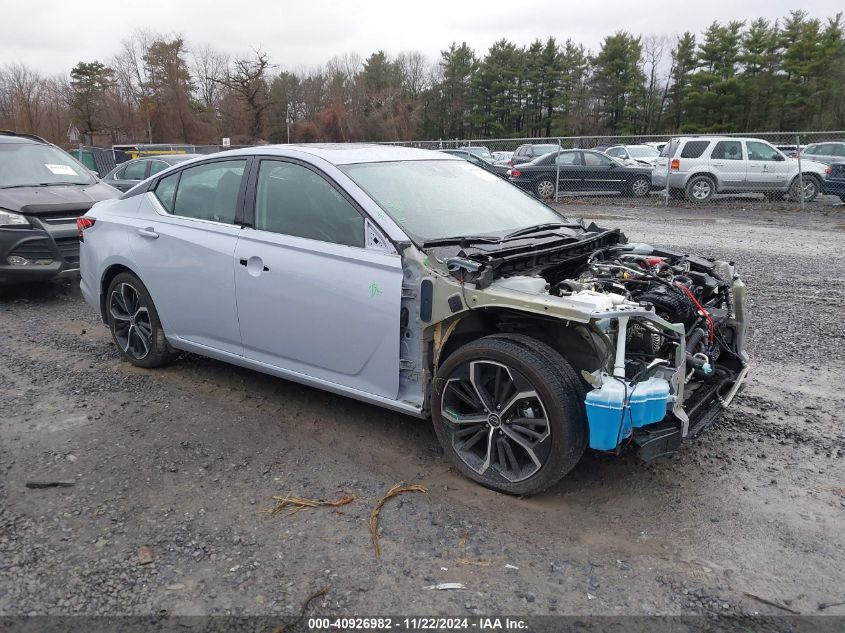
[{"left": 0, "top": 221, "right": 80, "bottom": 285}]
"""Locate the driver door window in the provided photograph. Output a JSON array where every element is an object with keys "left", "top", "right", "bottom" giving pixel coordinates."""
[
  {"left": 711, "top": 141, "right": 743, "bottom": 160},
  {"left": 746, "top": 141, "right": 781, "bottom": 162},
  {"left": 254, "top": 160, "right": 364, "bottom": 248}
]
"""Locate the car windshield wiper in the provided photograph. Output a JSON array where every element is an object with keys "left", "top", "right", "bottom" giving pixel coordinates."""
[
  {"left": 0, "top": 182, "right": 87, "bottom": 189},
  {"left": 422, "top": 235, "right": 503, "bottom": 248},
  {"left": 504, "top": 222, "right": 573, "bottom": 239}
]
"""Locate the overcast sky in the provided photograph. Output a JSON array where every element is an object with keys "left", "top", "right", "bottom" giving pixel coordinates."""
[{"left": 2, "top": 0, "right": 842, "bottom": 76}]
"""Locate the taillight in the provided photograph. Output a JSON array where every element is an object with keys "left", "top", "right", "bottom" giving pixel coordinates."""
[
  {"left": 826, "top": 166, "right": 833, "bottom": 175},
  {"left": 511, "top": 169, "right": 521, "bottom": 178},
  {"left": 76, "top": 216, "right": 95, "bottom": 241},
  {"left": 670, "top": 159, "right": 680, "bottom": 171}
]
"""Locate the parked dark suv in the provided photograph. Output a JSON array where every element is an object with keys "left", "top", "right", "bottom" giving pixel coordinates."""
[{"left": 0, "top": 131, "right": 120, "bottom": 285}]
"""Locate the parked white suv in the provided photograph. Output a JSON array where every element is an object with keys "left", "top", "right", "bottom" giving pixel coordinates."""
[{"left": 652, "top": 137, "right": 829, "bottom": 202}]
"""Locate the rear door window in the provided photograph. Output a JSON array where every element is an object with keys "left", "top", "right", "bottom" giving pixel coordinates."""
[
  {"left": 155, "top": 160, "right": 246, "bottom": 223},
  {"left": 711, "top": 141, "right": 743, "bottom": 160},
  {"left": 556, "top": 152, "right": 581, "bottom": 166},
  {"left": 680, "top": 141, "right": 710, "bottom": 159},
  {"left": 583, "top": 152, "right": 613, "bottom": 167}
]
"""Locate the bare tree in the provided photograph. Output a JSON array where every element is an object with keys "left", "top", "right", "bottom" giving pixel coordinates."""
[
  {"left": 191, "top": 43, "right": 229, "bottom": 109},
  {"left": 397, "top": 50, "right": 431, "bottom": 98},
  {"left": 219, "top": 49, "right": 273, "bottom": 141},
  {"left": 642, "top": 35, "right": 670, "bottom": 133},
  {"left": 0, "top": 64, "right": 45, "bottom": 133}
]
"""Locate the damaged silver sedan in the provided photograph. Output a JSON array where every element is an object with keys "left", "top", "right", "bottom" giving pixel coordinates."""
[{"left": 79, "top": 144, "right": 749, "bottom": 495}]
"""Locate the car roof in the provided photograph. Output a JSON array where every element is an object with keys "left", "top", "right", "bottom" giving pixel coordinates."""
[
  {"left": 154, "top": 153, "right": 203, "bottom": 164},
  {"left": 221, "top": 143, "right": 461, "bottom": 166},
  {"left": 0, "top": 131, "right": 47, "bottom": 145},
  {"left": 675, "top": 136, "right": 770, "bottom": 142}
]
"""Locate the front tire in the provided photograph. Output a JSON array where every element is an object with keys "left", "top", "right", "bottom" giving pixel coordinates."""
[
  {"left": 106, "top": 272, "right": 176, "bottom": 368},
  {"left": 789, "top": 175, "right": 820, "bottom": 202},
  {"left": 534, "top": 178, "right": 556, "bottom": 200},
  {"left": 685, "top": 175, "right": 715, "bottom": 203},
  {"left": 628, "top": 176, "right": 651, "bottom": 198},
  {"left": 432, "top": 334, "right": 587, "bottom": 496}
]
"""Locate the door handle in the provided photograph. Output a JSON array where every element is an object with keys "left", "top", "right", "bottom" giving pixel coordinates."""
[
  {"left": 712, "top": 162, "right": 724, "bottom": 166},
  {"left": 137, "top": 227, "right": 158, "bottom": 239},
  {"left": 239, "top": 257, "right": 269, "bottom": 273}
]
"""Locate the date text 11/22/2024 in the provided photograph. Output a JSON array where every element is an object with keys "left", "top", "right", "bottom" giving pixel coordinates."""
[{"left": 307, "top": 617, "right": 528, "bottom": 630}]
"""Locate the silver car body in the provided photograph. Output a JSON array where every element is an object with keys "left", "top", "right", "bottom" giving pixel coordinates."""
[
  {"left": 80, "top": 144, "right": 748, "bottom": 444},
  {"left": 605, "top": 145, "right": 661, "bottom": 167},
  {"left": 800, "top": 141, "right": 845, "bottom": 165},
  {"left": 652, "top": 136, "right": 829, "bottom": 193}
]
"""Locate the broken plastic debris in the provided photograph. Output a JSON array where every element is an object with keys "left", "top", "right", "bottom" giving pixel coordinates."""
[
  {"left": 504, "top": 563, "right": 519, "bottom": 570},
  {"left": 424, "top": 583, "right": 466, "bottom": 591}
]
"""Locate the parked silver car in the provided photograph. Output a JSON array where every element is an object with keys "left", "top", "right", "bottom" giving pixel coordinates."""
[
  {"left": 800, "top": 141, "right": 845, "bottom": 165},
  {"left": 605, "top": 144, "right": 661, "bottom": 167},
  {"left": 653, "top": 136, "right": 829, "bottom": 202},
  {"left": 79, "top": 144, "right": 749, "bottom": 495}
]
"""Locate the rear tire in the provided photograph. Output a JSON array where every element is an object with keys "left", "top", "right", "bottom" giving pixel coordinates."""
[
  {"left": 534, "top": 178, "right": 556, "bottom": 200},
  {"left": 685, "top": 175, "right": 715, "bottom": 203},
  {"left": 106, "top": 272, "right": 176, "bottom": 369},
  {"left": 432, "top": 334, "right": 587, "bottom": 496}
]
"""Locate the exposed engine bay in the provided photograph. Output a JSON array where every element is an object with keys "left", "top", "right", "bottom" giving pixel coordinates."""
[{"left": 427, "top": 225, "right": 749, "bottom": 459}]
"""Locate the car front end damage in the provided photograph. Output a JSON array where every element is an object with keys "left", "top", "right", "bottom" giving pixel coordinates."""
[{"left": 420, "top": 222, "right": 749, "bottom": 460}]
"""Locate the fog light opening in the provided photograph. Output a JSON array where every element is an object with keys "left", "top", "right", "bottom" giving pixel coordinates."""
[{"left": 6, "top": 255, "right": 53, "bottom": 266}]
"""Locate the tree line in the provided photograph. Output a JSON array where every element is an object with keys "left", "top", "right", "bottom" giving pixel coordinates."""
[{"left": 0, "top": 9, "right": 842, "bottom": 147}]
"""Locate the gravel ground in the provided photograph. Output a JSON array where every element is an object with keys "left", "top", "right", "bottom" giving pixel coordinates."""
[{"left": 1, "top": 200, "right": 843, "bottom": 627}]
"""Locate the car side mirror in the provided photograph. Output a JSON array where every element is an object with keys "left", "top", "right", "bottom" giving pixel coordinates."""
[
  {"left": 608, "top": 163, "right": 617, "bottom": 169},
  {"left": 774, "top": 154, "right": 785, "bottom": 162}
]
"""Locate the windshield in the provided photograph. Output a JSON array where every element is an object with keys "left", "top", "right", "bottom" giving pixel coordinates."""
[
  {"left": 464, "top": 147, "right": 493, "bottom": 160},
  {"left": 0, "top": 143, "right": 94, "bottom": 187},
  {"left": 341, "top": 160, "right": 564, "bottom": 242},
  {"left": 627, "top": 146, "right": 660, "bottom": 158}
]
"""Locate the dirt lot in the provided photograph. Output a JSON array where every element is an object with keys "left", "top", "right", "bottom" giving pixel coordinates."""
[{"left": 1, "top": 199, "right": 844, "bottom": 627}]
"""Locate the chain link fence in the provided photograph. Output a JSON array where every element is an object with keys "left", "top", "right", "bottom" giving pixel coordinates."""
[{"left": 385, "top": 131, "right": 845, "bottom": 207}]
